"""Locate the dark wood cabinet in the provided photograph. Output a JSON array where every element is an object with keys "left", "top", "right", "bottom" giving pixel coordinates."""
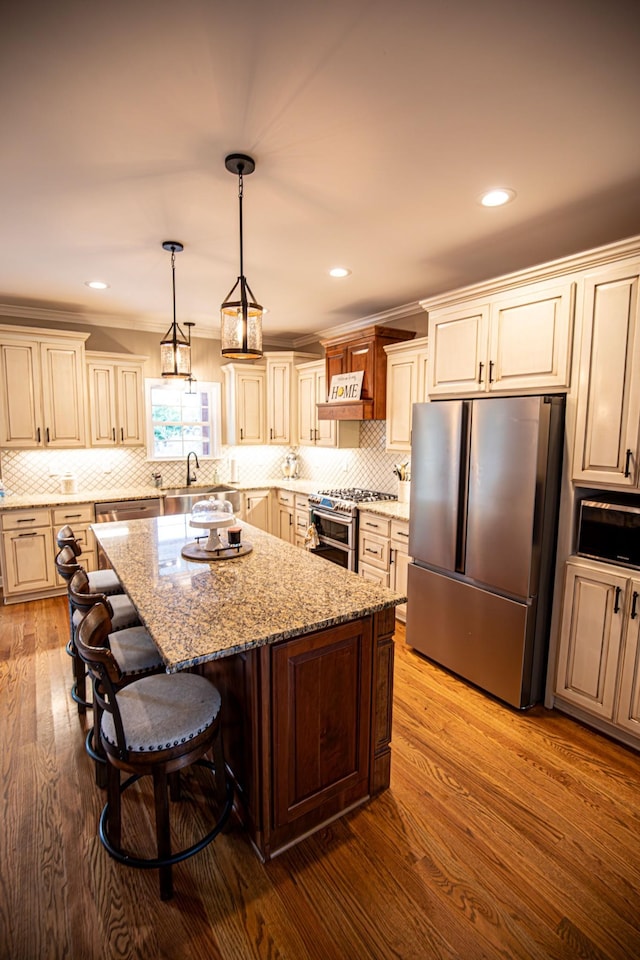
[
  {"left": 204, "top": 609, "right": 396, "bottom": 860},
  {"left": 319, "top": 325, "right": 415, "bottom": 420}
]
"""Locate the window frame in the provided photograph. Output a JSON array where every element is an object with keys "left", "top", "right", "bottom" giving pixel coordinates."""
[{"left": 144, "top": 378, "right": 222, "bottom": 461}]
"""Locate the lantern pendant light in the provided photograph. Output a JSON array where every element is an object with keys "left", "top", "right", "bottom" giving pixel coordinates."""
[
  {"left": 160, "top": 240, "right": 191, "bottom": 378},
  {"left": 220, "top": 153, "right": 263, "bottom": 359}
]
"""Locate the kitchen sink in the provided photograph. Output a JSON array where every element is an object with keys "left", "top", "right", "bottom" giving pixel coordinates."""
[{"left": 162, "top": 485, "right": 241, "bottom": 516}]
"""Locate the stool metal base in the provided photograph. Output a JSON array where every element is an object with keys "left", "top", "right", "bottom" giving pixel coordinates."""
[{"left": 98, "top": 761, "right": 233, "bottom": 869}]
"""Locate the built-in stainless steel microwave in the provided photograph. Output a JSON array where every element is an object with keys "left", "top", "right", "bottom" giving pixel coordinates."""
[{"left": 577, "top": 498, "right": 640, "bottom": 569}]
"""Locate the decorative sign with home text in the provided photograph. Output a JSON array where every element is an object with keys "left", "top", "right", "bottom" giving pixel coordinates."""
[{"left": 328, "top": 370, "right": 365, "bottom": 402}]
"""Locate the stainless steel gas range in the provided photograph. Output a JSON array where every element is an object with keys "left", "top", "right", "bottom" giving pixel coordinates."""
[{"left": 308, "top": 488, "right": 398, "bottom": 571}]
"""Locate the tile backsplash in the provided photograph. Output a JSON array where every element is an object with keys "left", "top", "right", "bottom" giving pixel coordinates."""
[{"left": 0, "top": 421, "right": 404, "bottom": 496}]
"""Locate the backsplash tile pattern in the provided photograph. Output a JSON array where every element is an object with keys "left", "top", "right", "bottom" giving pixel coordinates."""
[{"left": 0, "top": 422, "right": 405, "bottom": 497}]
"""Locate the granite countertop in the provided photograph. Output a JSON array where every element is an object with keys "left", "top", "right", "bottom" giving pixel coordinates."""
[
  {"left": 356, "top": 500, "right": 410, "bottom": 522},
  {"left": 92, "top": 515, "right": 406, "bottom": 672}
]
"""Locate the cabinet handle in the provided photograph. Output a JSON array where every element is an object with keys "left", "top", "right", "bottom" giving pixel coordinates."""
[
  {"left": 614, "top": 586, "right": 622, "bottom": 614},
  {"left": 390, "top": 549, "right": 395, "bottom": 566},
  {"left": 36, "top": 427, "right": 41, "bottom": 443},
  {"left": 365, "top": 547, "right": 379, "bottom": 555},
  {"left": 314, "top": 428, "right": 319, "bottom": 441},
  {"left": 289, "top": 514, "right": 293, "bottom": 526},
  {"left": 625, "top": 449, "right": 633, "bottom": 478},
  {"left": 632, "top": 591, "right": 639, "bottom": 620},
  {"left": 120, "top": 427, "right": 124, "bottom": 442},
  {"left": 46, "top": 427, "right": 50, "bottom": 443},
  {"left": 16, "top": 518, "right": 37, "bottom": 523},
  {"left": 240, "top": 428, "right": 244, "bottom": 440},
  {"left": 365, "top": 522, "right": 379, "bottom": 529},
  {"left": 18, "top": 532, "right": 38, "bottom": 538},
  {"left": 270, "top": 428, "right": 273, "bottom": 440},
  {"left": 112, "top": 427, "right": 116, "bottom": 441},
  {"left": 489, "top": 360, "right": 494, "bottom": 383},
  {"left": 478, "top": 361, "right": 484, "bottom": 384},
  {"left": 64, "top": 514, "right": 82, "bottom": 520},
  {"left": 310, "top": 430, "right": 313, "bottom": 441}
]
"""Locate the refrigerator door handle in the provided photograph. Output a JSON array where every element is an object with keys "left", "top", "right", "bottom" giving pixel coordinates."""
[{"left": 454, "top": 401, "right": 471, "bottom": 573}]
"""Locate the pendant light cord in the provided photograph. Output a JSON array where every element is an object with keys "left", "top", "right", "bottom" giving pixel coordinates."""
[
  {"left": 238, "top": 168, "right": 244, "bottom": 281},
  {"left": 171, "top": 246, "right": 177, "bottom": 328}
]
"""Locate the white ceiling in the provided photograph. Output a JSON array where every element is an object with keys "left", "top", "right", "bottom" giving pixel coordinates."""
[{"left": 2, "top": 0, "right": 640, "bottom": 344}]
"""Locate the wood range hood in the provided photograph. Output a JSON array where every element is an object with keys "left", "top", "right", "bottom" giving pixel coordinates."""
[{"left": 317, "top": 325, "right": 415, "bottom": 420}]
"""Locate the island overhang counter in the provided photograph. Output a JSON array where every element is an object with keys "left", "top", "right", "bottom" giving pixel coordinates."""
[{"left": 91, "top": 515, "right": 405, "bottom": 860}]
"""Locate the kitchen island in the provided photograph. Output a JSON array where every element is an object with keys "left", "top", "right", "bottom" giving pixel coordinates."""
[{"left": 92, "top": 514, "right": 405, "bottom": 860}]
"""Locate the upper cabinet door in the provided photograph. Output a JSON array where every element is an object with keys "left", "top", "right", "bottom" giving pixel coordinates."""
[
  {"left": 573, "top": 261, "right": 640, "bottom": 487},
  {"left": 267, "top": 357, "right": 291, "bottom": 445},
  {"left": 87, "top": 362, "right": 117, "bottom": 445},
  {"left": 0, "top": 340, "right": 43, "bottom": 446},
  {"left": 117, "top": 364, "right": 145, "bottom": 446},
  {"left": 40, "top": 342, "right": 86, "bottom": 447},
  {"left": 428, "top": 303, "right": 490, "bottom": 396},
  {"left": 385, "top": 351, "right": 420, "bottom": 450},
  {"left": 488, "top": 281, "right": 574, "bottom": 393}
]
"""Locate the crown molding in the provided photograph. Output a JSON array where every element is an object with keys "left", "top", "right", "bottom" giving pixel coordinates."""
[
  {"left": 313, "top": 301, "right": 422, "bottom": 342},
  {"left": 419, "top": 234, "right": 640, "bottom": 311}
]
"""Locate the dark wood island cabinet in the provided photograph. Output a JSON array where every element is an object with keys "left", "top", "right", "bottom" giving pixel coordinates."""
[{"left": 92, "top": 515, "right": 403, "bottom": 860}]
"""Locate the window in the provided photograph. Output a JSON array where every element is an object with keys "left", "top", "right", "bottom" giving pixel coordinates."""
[{"left": 145, "top": 379, "right": 222, "bottom": 460}]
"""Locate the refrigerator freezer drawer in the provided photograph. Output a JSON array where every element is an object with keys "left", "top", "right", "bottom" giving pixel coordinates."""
[{"left": 406, "top": 563, "right": 540, "bottom": 708}]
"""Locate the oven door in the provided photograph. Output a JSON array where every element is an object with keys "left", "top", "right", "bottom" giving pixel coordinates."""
[{"left": 309, "top": 508, "right": 356, "bottom": 571}]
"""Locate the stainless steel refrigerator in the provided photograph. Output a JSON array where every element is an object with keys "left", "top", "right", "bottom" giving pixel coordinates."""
[{"left": 406, "top": 395, "right": 564, "bottom": 709}]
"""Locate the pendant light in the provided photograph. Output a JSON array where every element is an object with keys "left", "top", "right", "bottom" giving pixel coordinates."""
[
  {"left": 220, "top": 153, "right": 263, "bottom": 359},
  {"left": 160, "top": 240, "right": 191, "bottom": 378}
]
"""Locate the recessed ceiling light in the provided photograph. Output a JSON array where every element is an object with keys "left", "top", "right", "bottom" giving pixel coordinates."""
[
  {"left": 329, "top": 267, "right": 351, "bottom": 278},
  {"left": 479, "top": 188, "right": 516, "bottom": 207},
  {"left": 85, "top": 280, "right": 110, "bottom": 290}
]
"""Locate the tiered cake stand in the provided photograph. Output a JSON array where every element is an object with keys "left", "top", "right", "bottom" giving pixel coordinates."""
[{"left": 181, "top": 510, "right": 253, "bottom": 562}]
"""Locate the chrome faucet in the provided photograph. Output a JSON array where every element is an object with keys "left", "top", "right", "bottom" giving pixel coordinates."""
[{"left": 186, "top": 451, "right": 200, "bottom": 486}]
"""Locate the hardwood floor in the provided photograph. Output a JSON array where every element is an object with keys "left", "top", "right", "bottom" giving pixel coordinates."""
[{"left": 1, "top": 596, "right": 639, "bottom": 959}]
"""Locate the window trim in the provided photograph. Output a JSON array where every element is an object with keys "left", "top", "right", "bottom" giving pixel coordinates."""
[{"left": 144, "top": 378, "right": 222, "bottom": 461}]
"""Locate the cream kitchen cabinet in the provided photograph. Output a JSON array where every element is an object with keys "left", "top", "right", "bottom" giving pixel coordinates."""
[
  {"left": 276, "top": 489, "right": 295, "bottom": 543},
  {"left": 426, "top": 279, "right": 574, "bottom": 398},
  {"left": 390, "top": 519, "right": 410, "bottom": 622},
  {"left": 296, "top": 360, "right": 359, "bottom": 449},
  {"left": 242, "top": 489, "right": 272, "bottom": 533},
  {"left": 384, "top": 337, "right": 428, "bottom": 451},
  {"left": 555, "top": 557, "right": 640, "bottom": 744},
  {"left": 265, "top": 352, "right": 316, "bottom": 445},
  {"left": 86, "top": 352, "right": 147, "bottom": 447},
  {"left": 294, "top": 493, "right": 310, "bottom": 548},
  {"left": 358, "top": 512, "right": 409, "bottom": 618},
  {"left": 1, "top": 501, "right": 98, "bottom": 602},
  {"left": 223, "top": 364, "right": 266, "bottom": 445},
  {"left": 572, "top": 259, "right": 640, "bottom": 487},
  {"left": 0, "top": 326, "right": 89, "bottom": 448},
  {"left": 1, "top": 508, "right": 57, "bottom": 598}
]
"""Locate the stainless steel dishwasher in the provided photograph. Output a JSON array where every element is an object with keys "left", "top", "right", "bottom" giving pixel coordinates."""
[{"left": 94, "top": 498, "right": 163, "bottom": 522}]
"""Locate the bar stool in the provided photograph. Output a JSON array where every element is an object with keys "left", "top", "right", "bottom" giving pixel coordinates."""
[
  {"left": 67, "top": 570, "right": 165, "bottom": 786},
  {"left": 56, "top": 524, "right": 123, "bottom": 596},
  {"left": 76, "top": 603, "right": 233, "bottom": 900},
  {"left": 56, "top": 547, "right": 141, "bottom": 714}
]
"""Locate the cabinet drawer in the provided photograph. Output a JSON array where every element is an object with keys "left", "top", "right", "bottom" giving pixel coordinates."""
[
  {"left": 359, "top": 530, "right": 390, "bottom": 571},
  {"left": 391, "top": 520, "right": 410, "bottom": 548},
  {"left": 359, "top": 513, "right": 391, "bottom": 537},
  {"left": 52, "top": 503, "right": 95, "bottom": 526},
  {"left": 278, "top": 490, "right": 295, "bottom": 507},
  {"left": 294, "top": 512, "right": 309, "bottom": 537},
  {"left": 294, "top": 494, "right": 309, "bottom": 511},
  {"left": 359, "top": 561, "right": 389, "bottom": 587},
  {"left": 1, "top": 508, "right": 51, "bottom": 531}
]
